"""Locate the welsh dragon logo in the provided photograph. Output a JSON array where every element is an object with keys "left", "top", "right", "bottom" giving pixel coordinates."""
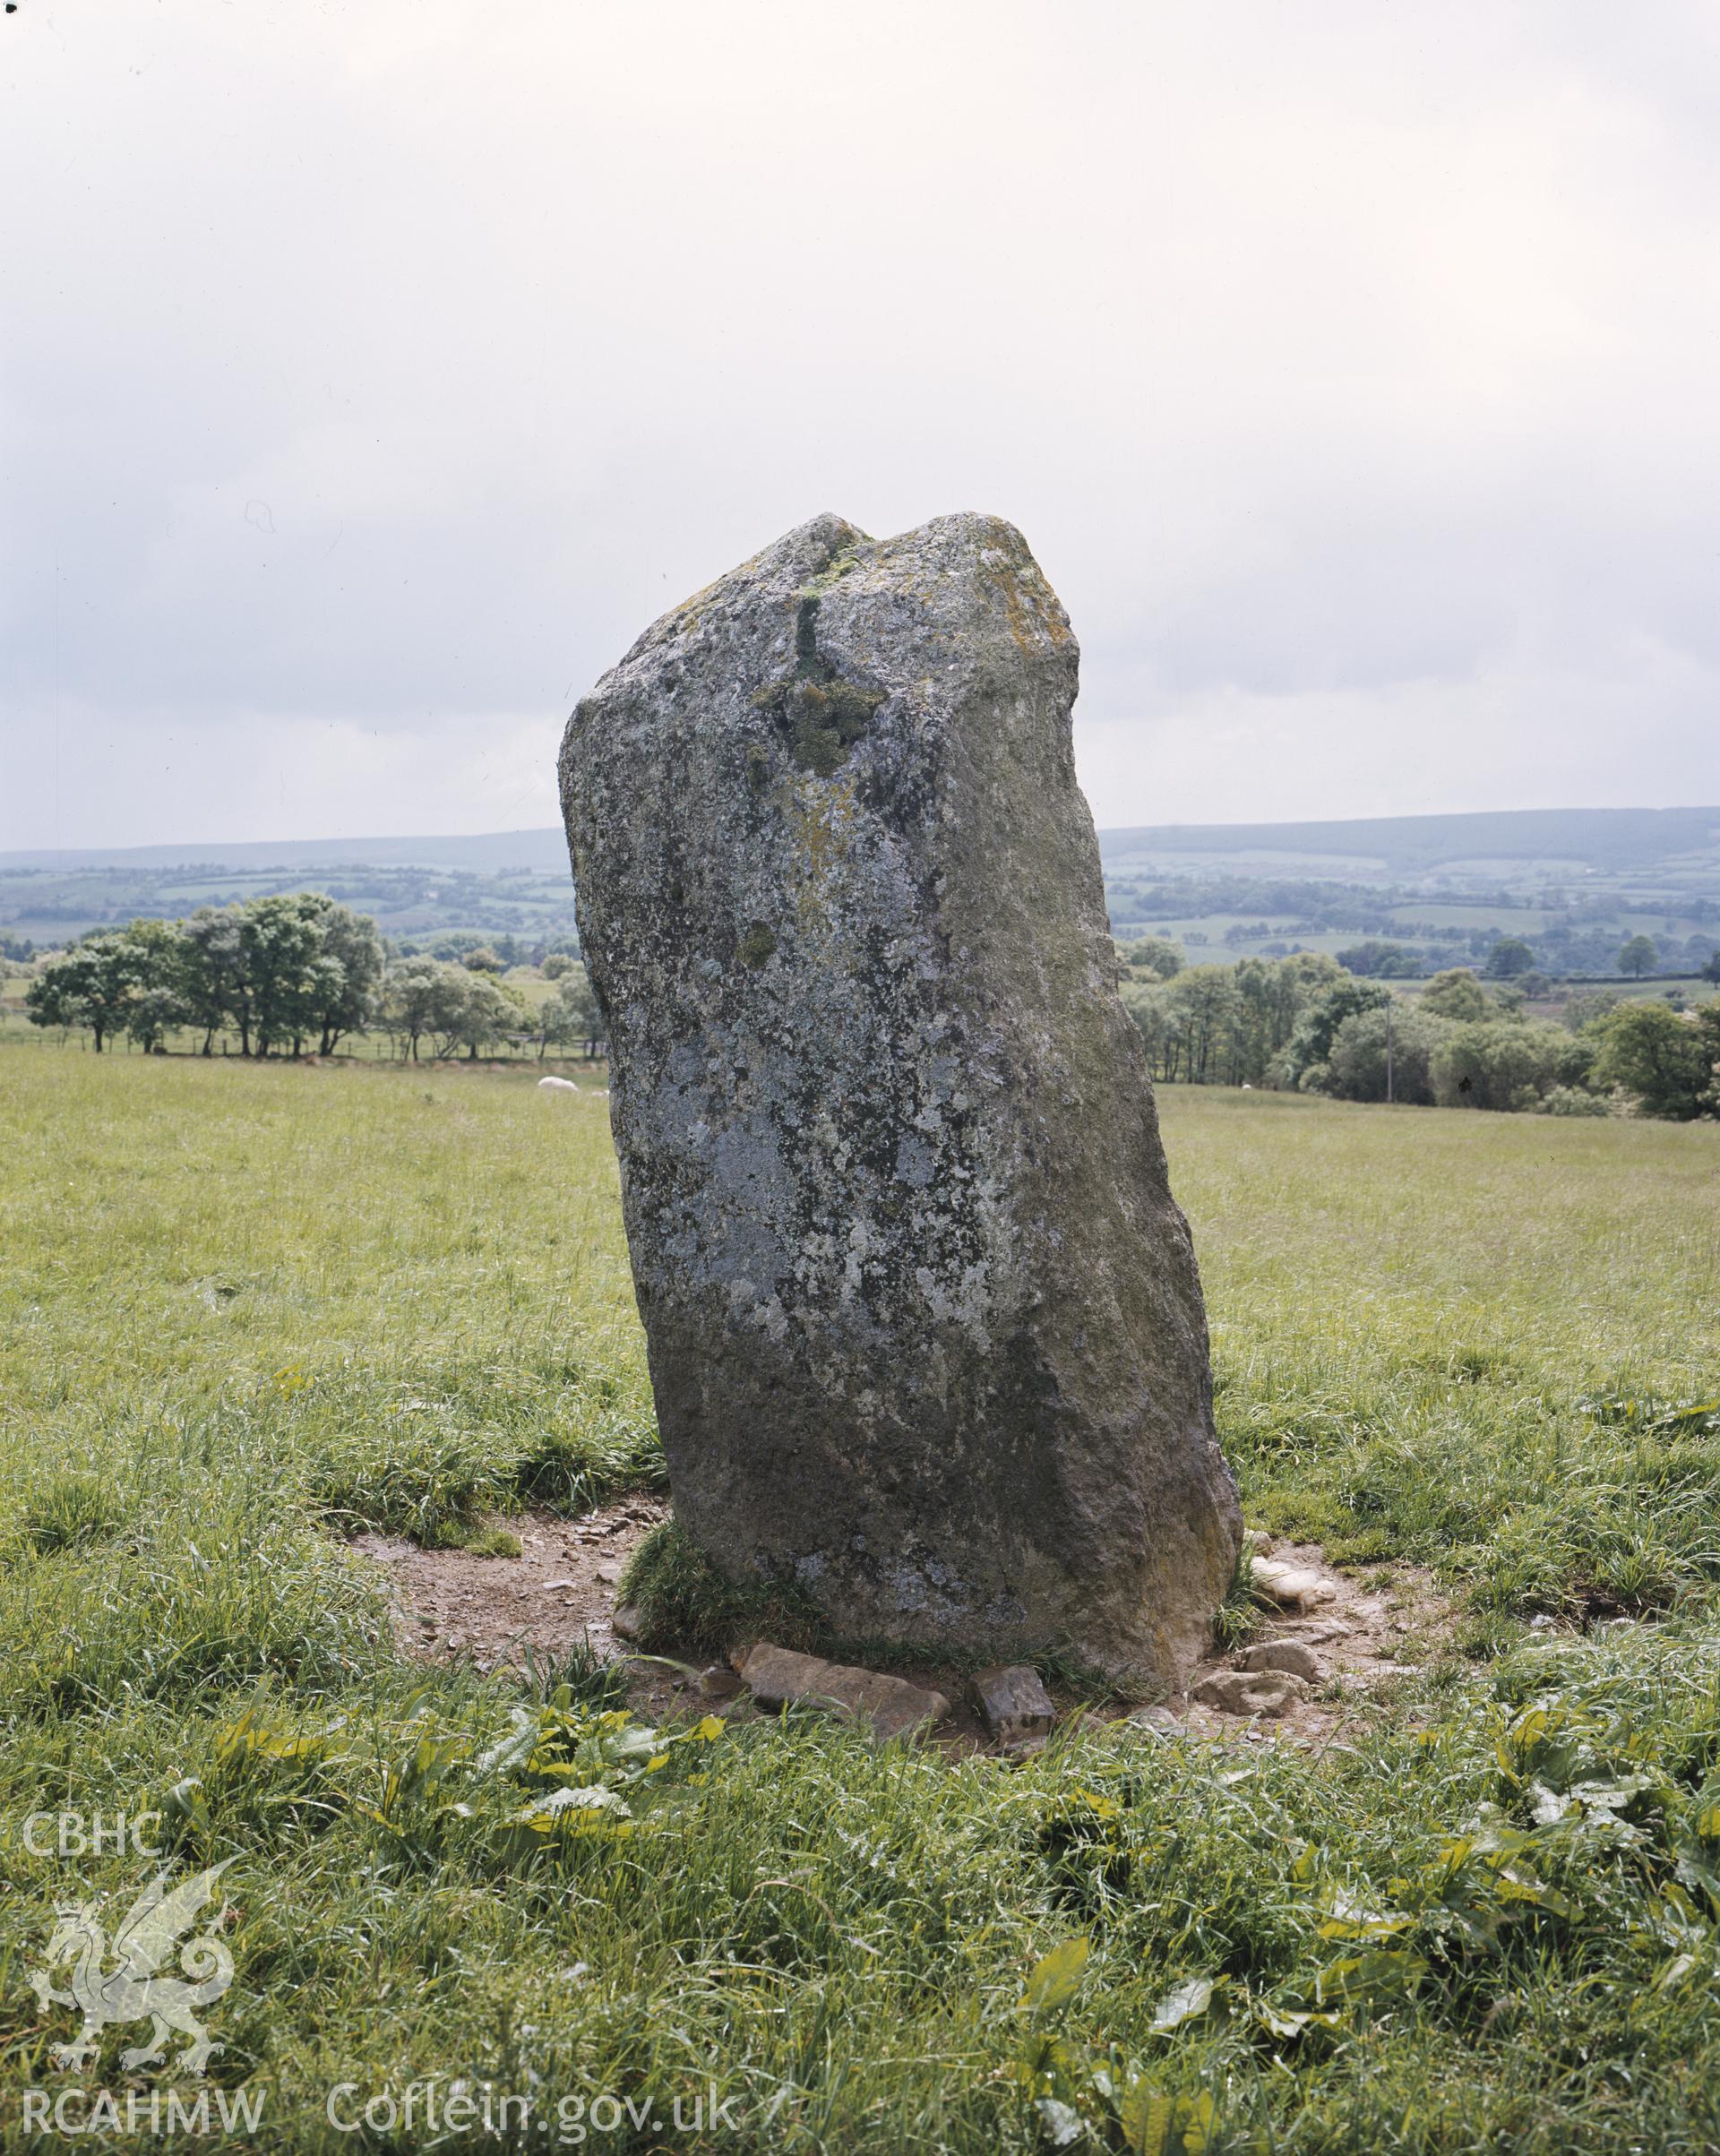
[{"left": 28, "top": 1860, "right": 236, "bottom": 2075}]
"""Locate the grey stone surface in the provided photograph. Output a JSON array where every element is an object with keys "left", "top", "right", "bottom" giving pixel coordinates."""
[
  {"left": 972, "top": 1663, "right": 1056, "bottom": 1747},
  {"left": 1129, "top": 1705, "right": 1181, "bottom": 1732},
  {"left": 736, "top": 1644, "right": 950, "bottom": 1742},
  {"left": 560, "top": 511, "right": 1241, "bottom": 1685},
  {"left": 1238, "top": 1638, "right": 1322, "bottom": 1682},
  {"left": 1192, "top": 1668, "right": 1309, "bottom": 1718}
]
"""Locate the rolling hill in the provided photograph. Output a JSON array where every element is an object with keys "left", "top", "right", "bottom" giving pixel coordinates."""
[{"left": 4, "top": 806, "right": 1716, "bottom": 975}]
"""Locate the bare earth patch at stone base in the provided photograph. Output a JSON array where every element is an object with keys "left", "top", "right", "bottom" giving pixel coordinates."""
[
  {"left": 354, "top": 1498, "right": 668, "bottom": 1673},
  {"left": 1176, "top": 1537, "right": 1458, "bottom": 1748},
  {"left": 355, "top": 1514, "right": 1454, "bottom": 1754}
]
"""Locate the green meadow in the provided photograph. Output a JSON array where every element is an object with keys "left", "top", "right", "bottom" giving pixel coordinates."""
[{"left": 1, "top": 1049, "right": 1717, "bottom": 2152}]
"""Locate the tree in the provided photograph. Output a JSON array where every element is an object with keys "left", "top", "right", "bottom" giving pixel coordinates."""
[
  {"left": 191, "top": 896, "right": 321, "bottom": 1057},
  {"left": 381, "top": 957, "right": 474, "bottom": 1061},
  {"left": 1700, "top": 949, "right": 1720, "bottom": 985},
  {"left": 116, "top": 920, "right": 194, "bottom": 1052},
  {"left": 1588, "top": 1001, "right": 1711, "bottom": 1119},
  {"left": 24, "top": 949, "right": 99, "bottom": 1046},
  {"left": 1120, "top": 950, "right": 1342, "bottom": 1090},
  {"left": 1617, "top": 934, "right": 1658, "bottom": 980},
  {"left": 301, "top": 899, "right": 383, "bottom": 1052},
  {"left": 1432, "top": 1020, "right": 1566, "bottom": 1111},
  {"left": 1121, "top": 936, "right": 1183, "bottom": 982},
  {"left": 1227, "top": 958, "right": 1286, "bottom": 1086},
  {"left": 1335, "top": 940, "right": 1420, "bottom": 978},
  {"left": 24, "top": 932, "right": 150, "bottom": 1052},
  {"left": 1280, "top": 978, "right": 1393, "bottom": 1088},
  {"left": 1121, "top": 977, "right": 1182, "bottom": 1082},
  {"left": 1485, "top": 937, "right": 1536, "bottom": 978},
  {"left": 454, "top": 972, "right": 529, "bottom": 1059},
  {"left": 179, "top": 907, "right": 246, "bottom": 1054},
  {"left": 1317, "top": 1002, "right": 1448, "bottom": 1104},
  {"left": 22, "top": 898, "right": 381, "bottom": 1060},
  {"left": 1420, "top": 967, "right": 1491, "bottom": 1022},
  {"left": 1166, "top": 966, "right": 1241, "bottom": 1085},
  {"left": 1266, "top": 952, "right": 1343, "bottom": 1053},
  {"left": 1563, "top": 989, "right": 1624, "bottom": 1035},
  {"left": 174, "top": 895, "right": 380, "bottom": 1055},
  {"left": 546, "top": 966, "right": 605, "bottom": 1057},
  {"left": 253, "top": 896, "right": 350, "bottom": 1055}
]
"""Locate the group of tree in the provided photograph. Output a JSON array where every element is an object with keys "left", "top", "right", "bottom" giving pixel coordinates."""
[
  {"left": 1295, "top": 966, "right": 1720, "bottom": 1119},
  {"left": 23, "top": 898, "right": 604, "bottom": 1061},
  {"left": 377, "top": 954, "right": 600, "bottom": 1061},
  {"left": 24, "top": 897, "right": 383, "bottom": 1056},
  {"left": 1120, "top": 945, "right": 1355, "bottom": 1088},
  {"left": 1119, "top": 942, "right": 1719, "bottom": 1121},
  {"left": 1329, "top": 930, "right": 1713, "bottom": 984}
]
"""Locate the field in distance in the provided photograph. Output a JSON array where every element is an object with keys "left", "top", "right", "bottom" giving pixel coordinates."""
[{"left": 4, "top": 803, "right": 1716, "bottom": 979}]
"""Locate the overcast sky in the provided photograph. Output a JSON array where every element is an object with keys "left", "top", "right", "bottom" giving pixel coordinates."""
[{"left": 4, "top": 2, "right": 1718, "bottom": 851}]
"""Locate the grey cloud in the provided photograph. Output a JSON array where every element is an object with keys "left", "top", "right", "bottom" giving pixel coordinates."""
[{"left": 2, "top": 0, "right": 1718, "bottom": 846}]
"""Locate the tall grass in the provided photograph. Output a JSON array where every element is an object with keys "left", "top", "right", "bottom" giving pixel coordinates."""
[
  {"left": 1176, "top": 1092, "right": 1720, "bottom": 1628},
  {"left": 0, "top": 1052, "right": 1716, "bottom": 2151}
]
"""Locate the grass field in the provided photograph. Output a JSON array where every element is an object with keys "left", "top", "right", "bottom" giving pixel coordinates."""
[{"left": 2, "top": 1050, "right": 1718, "bottom": 2151}]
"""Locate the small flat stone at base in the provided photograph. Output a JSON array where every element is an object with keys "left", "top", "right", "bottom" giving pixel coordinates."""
[
  {"left": 737, "top": 1644, "right": 950, "bottom": 1743},
  {"left": 971, "top": 1663, "right": 1055, "bottom": 1746}
]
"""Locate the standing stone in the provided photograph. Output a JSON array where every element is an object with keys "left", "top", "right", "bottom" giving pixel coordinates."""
[{"left": 559, "top": 513, "right": 1241, "bottom": 1687}]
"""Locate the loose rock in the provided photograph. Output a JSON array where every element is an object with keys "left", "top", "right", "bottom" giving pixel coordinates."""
[
  {"left": 1192, "top": 1669, "right": 1309, "bottom": 1718},
  {"left": 1251, "top": 1559, "right": 1337, "bottom": 1613},
  {"left": 971, "top": 1663, "right": 1056, "bottom": 1748},
  {"left": 736, "top": 1643, "right": 950, "bottom": 1743},
  {"left": 1237, "top": 1638, "right": 1322, "bottom": 1682},
  {"left": 1130, "top": 1704, "right": 1181, "bottom": 1732},
  {"left": 560, "top": 512, "right": 1241, "bottom": 1687}
]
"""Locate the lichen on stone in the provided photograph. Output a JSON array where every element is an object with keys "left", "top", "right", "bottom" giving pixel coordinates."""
[{"left": 737, "top": 922, "right": 778, "bottom": 970}]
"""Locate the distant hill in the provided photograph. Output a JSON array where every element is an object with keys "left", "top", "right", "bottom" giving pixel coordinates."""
[
  {"left": 0, "top": 828, "right": 572, "bottom": 875},
  {"left": 5, "top": 804, "right": 1716, "bottom": 882},
  {"left": 1097, "top": 805, "right": 1720, "bottom": 884},
  {"left": 3, "top": 806, "right": 1716, "bottom": 977}
]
